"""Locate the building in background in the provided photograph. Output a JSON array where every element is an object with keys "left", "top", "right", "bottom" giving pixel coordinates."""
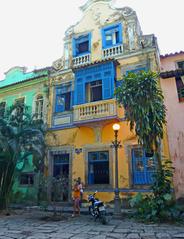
[
  {"left": 0, "top": 66, "right": 50, "bottom": 203},
  {"left": 160, "top": 51, "right": 184, "bottom": 199},
  {"left": 47, "top": 0, "right": 170, "bottom": 203}
]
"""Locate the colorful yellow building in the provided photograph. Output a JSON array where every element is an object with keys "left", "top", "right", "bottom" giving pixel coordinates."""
[{"left": 47, "top": 0, "right": 169, "bottom": 203}]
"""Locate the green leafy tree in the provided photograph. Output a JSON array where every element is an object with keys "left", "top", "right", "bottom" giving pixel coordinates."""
[
  {"left": 0, "top": 101, "right": 46, "bottom": 212},
  {"left": 115, "top": 71, "right": 166, "bottom": 170},
  {"left": 115, "top": 71, "right": 180, "bottom": 222}
]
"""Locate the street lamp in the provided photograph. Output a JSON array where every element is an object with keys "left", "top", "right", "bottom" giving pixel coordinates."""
[{"left": 112, "top": 123, "right": 122, "bottom": 217}]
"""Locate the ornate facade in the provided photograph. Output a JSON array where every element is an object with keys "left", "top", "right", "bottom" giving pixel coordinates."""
[{"left": 47, "top": 0, "right": 169, "bottom": 203}]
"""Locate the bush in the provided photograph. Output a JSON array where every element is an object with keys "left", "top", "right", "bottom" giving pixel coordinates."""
[{"left": 129, "top": 161, "right": 182, "bottom": 222}]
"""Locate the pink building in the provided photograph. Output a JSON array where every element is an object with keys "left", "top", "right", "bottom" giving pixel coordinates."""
[{"left": 160, "top": 51, "right": 184, "bottom": 199}]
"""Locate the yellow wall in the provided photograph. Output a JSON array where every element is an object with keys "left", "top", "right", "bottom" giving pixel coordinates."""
[{"left": 47, "top": 1, "right": 170, "bottom": 203}]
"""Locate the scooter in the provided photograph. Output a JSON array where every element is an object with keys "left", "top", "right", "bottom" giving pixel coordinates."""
[{"left": 88, "top": 191, "right": 107, "bottom": 224}]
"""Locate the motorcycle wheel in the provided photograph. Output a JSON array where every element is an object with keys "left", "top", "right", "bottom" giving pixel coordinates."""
[{"left": 100, "top": 211, "right": 107, "bottom": 225}]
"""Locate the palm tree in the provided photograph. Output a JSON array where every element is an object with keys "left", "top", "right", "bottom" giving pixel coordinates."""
[{"left": 0, "top": 102, "right": 46, "bottom": 211}]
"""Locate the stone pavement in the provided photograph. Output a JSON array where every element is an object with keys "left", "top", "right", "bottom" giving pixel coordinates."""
[{"left": 0, "top": 210, "right": 184, "bottom": 239}]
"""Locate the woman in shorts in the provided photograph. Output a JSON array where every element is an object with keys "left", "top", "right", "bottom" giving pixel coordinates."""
[{"left": 72, "top": 181, "right": 80, "bottom": 217}]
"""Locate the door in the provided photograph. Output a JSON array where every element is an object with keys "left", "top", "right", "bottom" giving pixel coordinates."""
[
  {"left": 132, "top": 148, "right": 155, "bottom": 185},
  {"left": 53, "top": 153, "right": 69, "bottom": 201}
]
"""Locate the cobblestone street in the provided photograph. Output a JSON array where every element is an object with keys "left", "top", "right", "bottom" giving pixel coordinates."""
[{"left": 0, "top": 210, "right": 184, "bottom": 239}]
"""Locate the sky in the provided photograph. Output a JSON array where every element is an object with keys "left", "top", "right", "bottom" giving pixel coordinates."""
[{"left": 0, "top": 0, "right": 183, "bottom": 80}]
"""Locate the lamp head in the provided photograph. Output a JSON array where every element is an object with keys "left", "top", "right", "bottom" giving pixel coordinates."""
[{"left": 113, "top": 123, "right": 120, "bottom": 131}]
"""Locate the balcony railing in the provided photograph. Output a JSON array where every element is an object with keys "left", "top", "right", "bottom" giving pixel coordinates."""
[
  {"left": 103, "top": 45, "right": 123, "bottom": 59},
  {"left": 73, "top": 54, "right": 91, "bottom": 67},
  {"left": 73, "top": 99, "right": 118, "bottom": 123}
]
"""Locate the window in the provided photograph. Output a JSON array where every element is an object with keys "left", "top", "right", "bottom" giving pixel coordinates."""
[
  {"left": 102, "top": 23, "right": 122, "bottom": 49},
  {"left": 55, "top": 85, "right": 72, "bottom": 113},
  {"left": 88, "top": 151, "right": 109, "bottom": 185},
  {"left": 35, "top": 95, "right": 44, "bottom": 120},
  {"left": 12, "top": 98, "right": 25, "bottom": 117},
  {"left": 74, "top": 62, "right": 115, "bottom": 105},
  {"left": 73, "top": 33, "right": 91, "bottom": 57},
  {"left": 86, "top": 80, "right": 102, "bottom": 102},
  {"left": 176, "top": 77, "right": 184, "bottom": 102},
  {"left": 20, "top": 173, "right": 34, "bottom": 185},
  {"left": 177, "top": 61, "right": 184, "bottom": 69},
  {"left": 0, "top": 102, "right": 6, "bottom": 117},
  {"left": 132, "top": 148, "right": 155, "bottom": 185}
]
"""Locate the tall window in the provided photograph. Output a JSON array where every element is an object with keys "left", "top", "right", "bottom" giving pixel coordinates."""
[
  {"left": 176, "top": 77, "right": 184, "bottom": 102},
  {"left": 73, "top": 34, "right": 91, "bottom": 56},
  {"left": 88, "top": 151, "right": 109, "bottom": 185},
  {"left": 0, "top": 102, "right": 6, "bottom": 117},
  {"left": 13, "top": 98, "right": 25, "bottom": 117},
  {"left": 102, "top": 23, "right": 122, "bottom": 49},
  {"left": 55, "top": 85, "right": 72, "bottom": 113},
  {"left": 86, "top": 80, "right": 102, "bottom": 102},
  {"left": 35, "top": 95, "right": 44, "bottom": 120},
  {"left": 132, "top": 148, "right": 155, "bottom": 185}
]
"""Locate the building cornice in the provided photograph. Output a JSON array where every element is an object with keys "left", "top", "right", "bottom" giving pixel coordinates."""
[{"left": 160, "top": 69, "right": 184, "bottom": 78}]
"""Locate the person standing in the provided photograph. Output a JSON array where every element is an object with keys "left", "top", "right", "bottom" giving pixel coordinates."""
[
  {"left": 77, "top": 177, "right": 84, "bottom": 206},
  {"left": 72, "top": 181, "right": 80, "bottom": 217}
]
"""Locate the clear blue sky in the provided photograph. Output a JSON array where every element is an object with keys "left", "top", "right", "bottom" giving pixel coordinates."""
[{"left": 0, "top": 0, "right": 183, "bottom": 79}]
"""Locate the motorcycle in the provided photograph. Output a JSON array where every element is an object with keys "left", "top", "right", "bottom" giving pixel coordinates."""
[{"left": 88, "top": 191, "right": 107, "bottom": 224}]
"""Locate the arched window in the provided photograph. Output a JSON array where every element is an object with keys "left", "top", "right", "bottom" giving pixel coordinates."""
[{"left": 35, "top": 95, "right": 43, "bottom": 120}]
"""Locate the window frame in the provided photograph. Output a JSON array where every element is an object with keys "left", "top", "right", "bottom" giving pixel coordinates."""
[
  {"left": 102, "top": 23, "right": 122, "bottom": 49},
  {"left": 55, "top": 84, "right": 72, "bottom": 113},
  {"left": 175, "top": 76, "right": 184, "bottom": 102},
  {"left": 19, "top": 173, "right": 35, "bottom": 186},
  {"left": 88, "top": 151, "right": 110, "bottom": 185},
  {"left": 85, "top": 80, "right": 103, "bottom": 103},
  {"left": 35, "top": 94, "right": 44, "bottom": 120},
  {"left": 132, "top": 147, "right": 156, "bottom": 186},
  {"left": 177, "top": 61, "right": 184, "bottom": 69},
  {"left": 72, "top": 33, "right": 91, "bottom": 57}
]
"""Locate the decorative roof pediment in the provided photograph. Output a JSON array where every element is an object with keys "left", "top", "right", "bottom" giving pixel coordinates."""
[{"left": 80, "top": 0, "right": 112, "bottom": 12}]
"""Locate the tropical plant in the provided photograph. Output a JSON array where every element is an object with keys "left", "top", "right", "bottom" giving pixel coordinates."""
[
  {"left": 129, "top": 161, "right": 181, "bottom": 222},
  {"left": 115, "top": 71, "right": 179, "bottom": 222},
  {"left": 0, "top": 101, "right": 46, "bottom": 212},
  {"left": 115, "top": 70, "right": 166, "bottom": 170}
]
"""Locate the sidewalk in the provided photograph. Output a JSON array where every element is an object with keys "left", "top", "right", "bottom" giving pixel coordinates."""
[
  {"left": 1, "top": 210, "right": 184, "bottom": 239},
  {"left": 13, "top": 204, "right": 134, "bottom": 216}
]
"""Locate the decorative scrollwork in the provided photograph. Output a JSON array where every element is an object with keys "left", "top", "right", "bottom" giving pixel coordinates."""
[{"left": 52, "top": 58, "right": 64, "bottom": 71}]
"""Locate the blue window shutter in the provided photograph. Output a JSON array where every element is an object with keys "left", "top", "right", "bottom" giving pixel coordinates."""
[
  {"left": 55, "top": 95, "right": 65, "bottom": 112},
  {"left": 118, "top": 23, "right": 123, "bottom": 44},
  {"left": 71, "top": 91, "right": 74, "bottom": 108},
  {"left": 72, "top": 38, "right": 76, "bottom": 57},
  {"left": 103, "top": 75, "right": 112, "bottom": 99},
  {"left": 74, "top": 78, "right": 85, "bottom": 105},
  {"left": 101, "top": 28, "right": 106, "bottom": 49},
  {"left": 102, "top": 62, "right": 114, "bottom": 99},
  {"left": 88, "top": 32, "right": 92, "bottom": 53}
]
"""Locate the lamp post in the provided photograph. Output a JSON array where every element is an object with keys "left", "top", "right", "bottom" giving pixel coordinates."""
[{"left": 112, "top": 123, "right": 122, "bottom": 217}]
